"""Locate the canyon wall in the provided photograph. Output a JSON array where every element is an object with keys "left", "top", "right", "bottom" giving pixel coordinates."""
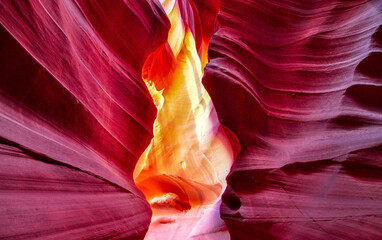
[
  {"left": 1, "top": 0, "right": 382, "bottom": 239},
  {"left": 0, "top": 0, "right": 169, "bottom": 238},
  {"left": 203, "top": 0, "right": 382, "bottom": 239}
]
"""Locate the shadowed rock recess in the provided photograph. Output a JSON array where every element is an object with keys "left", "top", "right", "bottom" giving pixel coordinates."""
[{"left": 1, "top": 0, "right": 382, "bottom": 239}]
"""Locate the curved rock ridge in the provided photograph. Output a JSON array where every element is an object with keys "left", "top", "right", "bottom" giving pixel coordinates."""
[
  {"left": 202, "top": 0, "right": 382, "bottom": 239},
  {"left": 0, "top": 0, "right": 170, "bottom": 239}
]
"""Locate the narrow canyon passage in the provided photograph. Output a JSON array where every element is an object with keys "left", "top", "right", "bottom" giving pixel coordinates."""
[
  {"left": 1, "top": 0, "right": 382, "bottom": 239},
  {"left": 133, "top": 0, "right": 240, "bottom": 238}
]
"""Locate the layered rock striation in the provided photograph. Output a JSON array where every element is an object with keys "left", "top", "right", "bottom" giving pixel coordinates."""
[
  {"left": 1, "top": 0, "right": 382, "bottom": 239},
  {"left": 203, "top": 0, "right": 382, "bottom": 239},
  {"left": 0, "top": 0, "right": 169, "bottom": 238}
]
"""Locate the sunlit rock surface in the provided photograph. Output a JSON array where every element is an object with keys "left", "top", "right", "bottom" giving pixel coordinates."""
[
  {"left": 133, "top": 0, "right": 238, "bottom": 238},
  {"left": 134, "top": 0, "right": 238, "bottom": 205},
  {"left": 203, "top": 0, "right": 382, "bottom": 239}
]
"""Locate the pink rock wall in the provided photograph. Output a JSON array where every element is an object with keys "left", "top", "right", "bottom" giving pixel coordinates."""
[
  {"left": 202, "top": 0, "right": 382, "bottom": 239},
  {"left": 0, "top": 0, "right": 169, "bottom": 238},
  {"left": 1, "top": 0, "right": 382, "bottom": 239}
]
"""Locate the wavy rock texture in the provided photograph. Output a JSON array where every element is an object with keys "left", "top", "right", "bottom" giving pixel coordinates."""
[
  {"left": 203, "top": 0, "right": 382, "bottom": 239},
  {"left": 2, "top": 0, "right": 382, "bottom": 239},
  {"left": 0, "top": 0, "right": 170, "bottom": 239}
]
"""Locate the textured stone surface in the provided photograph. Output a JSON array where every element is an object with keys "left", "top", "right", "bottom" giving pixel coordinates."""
[
  {"left": 203, "top": 0, "right": 382, "bottom": 239},
  {"left": 1, "top": 0, "right": 382, "bottom": 239},
  {"left": 0, "top": 0, "right": 169, "bottom": 238}
]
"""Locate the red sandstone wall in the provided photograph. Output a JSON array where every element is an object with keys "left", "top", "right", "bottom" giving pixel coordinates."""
[
  {"left": 0, "top": 1, "right": 169, "bottom": 238},
  {"left": 203, "top": 0, "right": 382, "bottom": 239},
  {"left": 1, "top": 0, "right": 382, "bottom": 239}
]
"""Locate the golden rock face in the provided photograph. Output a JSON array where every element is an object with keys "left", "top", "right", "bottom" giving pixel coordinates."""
[{"left": 133, "top": 0, "right": 238, "bottom": 211}]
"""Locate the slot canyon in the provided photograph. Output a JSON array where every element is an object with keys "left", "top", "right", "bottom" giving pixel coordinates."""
[{"left": 1, "top": 0, "right": 382, "bottom": 239}]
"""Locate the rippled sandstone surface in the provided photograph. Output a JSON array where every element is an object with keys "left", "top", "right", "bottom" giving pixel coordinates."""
[
  {"left": 203, "top": 0, "right": 382, "bottom": 239},
  {"left": 1, "top": 0, "right": 382, "bottom": 239}
]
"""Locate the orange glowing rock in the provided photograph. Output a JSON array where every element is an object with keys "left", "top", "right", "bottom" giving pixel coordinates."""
[
  {"left": 134, "top": 0, "right": 239, "bottom": 211},
  {"left": 150, "top": 193, "right": 191, "bottom": 212}
]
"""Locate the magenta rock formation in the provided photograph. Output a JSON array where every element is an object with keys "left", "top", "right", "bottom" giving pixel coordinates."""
[
  {"left": 1, "top": 0, "right": 382, "bottom": 239},
  {"left": 1, "top": 0, "right": 169, "bottom": 238},
  {"left": 203, "top": 0, "right": 382, "bottom": 239}
]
